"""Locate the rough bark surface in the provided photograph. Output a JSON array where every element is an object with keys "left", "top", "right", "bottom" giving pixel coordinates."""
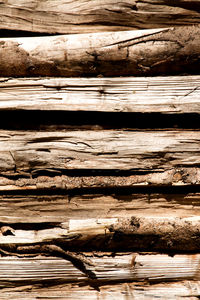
[
  {"left": 0, "top": 0, "right": 200, "bottom": 34},
  {"left": 0, "top": 167, "right": 200, "bottom": 190},
  {"left": 1, "top": 76, "right": 200, "bottom": 113},
  {"left": 1, "top": 216, "right": 200, "bottom": 252},
  {"left": 1, "top": 26, "right": 200, "bottom": 77}
]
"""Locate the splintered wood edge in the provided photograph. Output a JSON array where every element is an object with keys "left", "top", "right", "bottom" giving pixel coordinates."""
[
  {"left": 0, "top": 130, "right": 200, "bottom": 174},
  {"left": 0, "top": 192, "right": 200, "bottom": 224},
  {"left": 0, "top": 217, "right": 200, "bottom": 251}
]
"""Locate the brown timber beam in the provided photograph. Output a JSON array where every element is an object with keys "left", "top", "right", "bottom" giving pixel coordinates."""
[
  {"left": 0, "top": 26, "right": 200, "bottom": 77},
  {"left": 1, "top": 0, "right": 200, "bottom": 34}
]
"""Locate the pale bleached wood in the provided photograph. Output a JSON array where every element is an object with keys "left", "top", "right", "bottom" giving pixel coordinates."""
[
  {"left": 1, "top": 193, "right": 200, "bottom": 224},
  {"left": 0, "top": 254, "right": 198, "bottom": 289},
  {"left": 1, "top": 281, "right": 200, "bottom": 299},
  {"left": 2, "top": 216, "right": 200, "bottom": 251},
  {"left": 0, "top": 129, "right": 200, "bottom": 189},
  {"left": 0, "top": 130, "right": 200, "bottom": 175},
  {"left": 1, "top": 76, "right": 200, "bottom": 113},
  {"left": 0, "top": 26, "right": 200, "bottom": 77},
  {"left": 0, "top": 280, "right": 200, "bottom": 300},
  {"left": 0, "top": 0, "right": 200, "bottom": 34}
]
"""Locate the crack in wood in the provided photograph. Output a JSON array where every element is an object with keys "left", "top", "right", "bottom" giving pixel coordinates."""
[{"left": 104, "top": 28, "right": 169, "bottom": 47}]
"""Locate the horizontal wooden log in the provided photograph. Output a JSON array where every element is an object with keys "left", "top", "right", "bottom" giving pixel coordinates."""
[
  {"left": 1, "top": 1, "right": 200, "bottom": 34},
  {"left": 1, "top": 192, "right": 200, "bottom": 223},
  {"left": 0, "top": 192, "right": 200, "bottom": 224},
  {"left": 1, "top": 216, "right": 200, "bottom": 251},
  {"left": 0, "top": 130, "right": 200, "bottom": 176},
  {"left": 1, "top": 167, "right": 200, "bottom": 191},
  {"left": 1, "top": 76, "right": 200, "bottom": 113},
  {"left": 0, "top": 254, "right": 198, "bottom": 288},
  {"left": 0, "top": 169, "right": 197, "bottom": 192},
  {"left": 1, "top": 281, "right": 200, "bottom": 299},
  {"left": 1, "top": 26, "right": 200, "bottom": 77}
]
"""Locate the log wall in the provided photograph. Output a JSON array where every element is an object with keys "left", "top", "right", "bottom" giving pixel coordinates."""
[{"left": 1, "top": 2, "right": 200, "bottom": 299}]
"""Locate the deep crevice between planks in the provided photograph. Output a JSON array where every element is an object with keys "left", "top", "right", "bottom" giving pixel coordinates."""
[{"left": 0, "top": 111, "right": 200, "bottom": 130}]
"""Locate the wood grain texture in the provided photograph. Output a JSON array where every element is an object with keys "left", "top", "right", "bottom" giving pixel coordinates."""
[
  {"left": 1, "top": 76, "right": 200, "bottom": 113},
  {"left": 0, "top": 130, "right": 200, "bottom": 175},
  {"left": 0, "top": 254, "right": 199, "bottom": 288},
  {"left": 0, "top": 0, "right": 200, "bottom": 34},
  {"left": 1, "top": 281, "right": 200, "bottom": 299},
  {"left": 1, "top": 5, "right": 200, "bottom": 295},
  {"left": 1, "top": 26, "right": 200, "bottom": 77},
  {"left": 1, "top": 216, "right": 200, "bottom": 251},
  {"left": 0, "top": 192, "right": 200, "bottom": 224}
]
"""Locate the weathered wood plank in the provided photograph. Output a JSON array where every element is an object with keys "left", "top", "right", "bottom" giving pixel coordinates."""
[
  {"left": 0, "top": 130, "right": 200, "bottom": 175},
  {"left": 1, "top": 281, "right": 200, "bottom": 299},
  {"left": 1, "top": 216, "right": 200, "bottom": 251},
  {"left": 0, "top": 254, "right": 198, "bottom": 288},
  {"left": 1, "top": 26, "right": 200, "bottom": 77},
  {"left": 0, "top": 193, "right": 200, "bottom": 224},
  {"left": 0, "top": 0, "right": 200, "bottom": 34},
  {"left": 1, "top": 76, "right": 200, "bottom": 113}
]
